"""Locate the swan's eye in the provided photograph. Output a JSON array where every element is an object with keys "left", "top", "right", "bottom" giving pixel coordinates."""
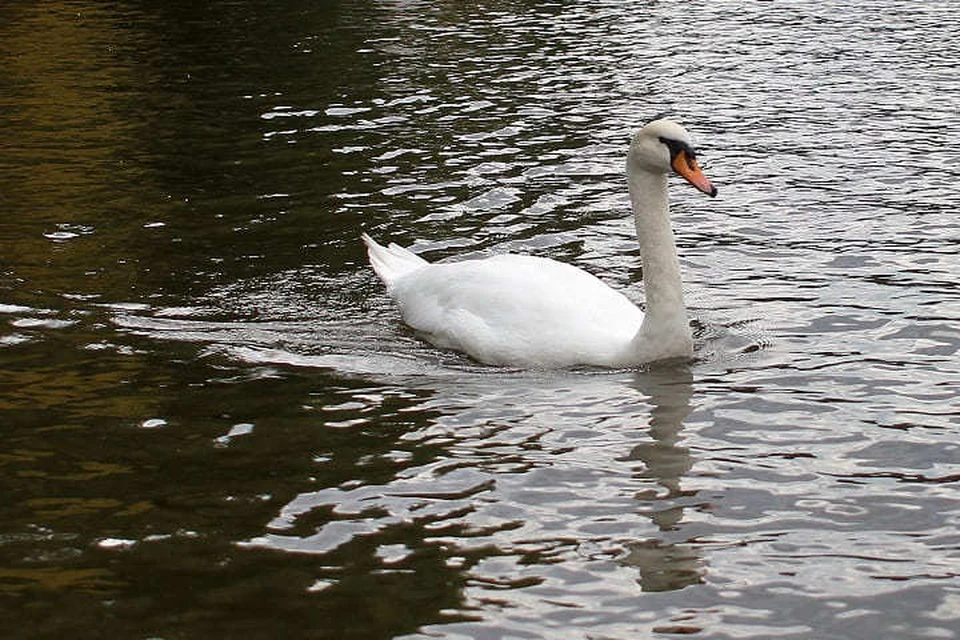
[{"left": 658, "top": 136, "right": 694, "bottom": 161}]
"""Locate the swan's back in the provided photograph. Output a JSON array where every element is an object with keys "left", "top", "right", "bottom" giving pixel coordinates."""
[{"left": 388, "top": 253, "right": 644, "bottom": 368}]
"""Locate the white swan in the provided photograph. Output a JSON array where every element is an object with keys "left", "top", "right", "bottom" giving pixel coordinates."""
[{"left": 362, "top": 119, "right": 717, "bottom": 368}]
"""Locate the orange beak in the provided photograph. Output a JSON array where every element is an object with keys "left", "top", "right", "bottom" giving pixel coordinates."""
[{"left": 672, "top": 150, "right": 717, "bottom": 197}]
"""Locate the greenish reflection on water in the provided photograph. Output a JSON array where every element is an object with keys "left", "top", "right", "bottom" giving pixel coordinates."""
[{"left": 1, "top": 2, "right": 469, "bottom": 636}]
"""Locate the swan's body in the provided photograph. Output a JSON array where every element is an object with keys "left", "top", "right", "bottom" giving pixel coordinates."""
[{"left": 363, "top": 119, "right": 717, "bottom": 368}]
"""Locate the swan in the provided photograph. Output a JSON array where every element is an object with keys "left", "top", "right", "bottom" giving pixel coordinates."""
[{"left": 362, "top": 119, "right": 717, "bottom": 368}]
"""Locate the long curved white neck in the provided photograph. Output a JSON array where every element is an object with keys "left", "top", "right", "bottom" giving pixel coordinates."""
[{"left": 626, "top": 166, "right": 693, "bottom": 360}]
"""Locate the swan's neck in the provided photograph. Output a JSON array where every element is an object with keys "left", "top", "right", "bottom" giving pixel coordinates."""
[{"left": 627, "top": 168, "right": 693, "bottom": 359}]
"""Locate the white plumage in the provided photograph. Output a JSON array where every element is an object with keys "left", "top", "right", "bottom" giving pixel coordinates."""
[{"left": 363, "top": 119, "right": 717, "bottom": 368}]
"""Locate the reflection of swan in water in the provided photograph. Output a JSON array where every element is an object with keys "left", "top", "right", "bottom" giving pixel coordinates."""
[
  {"left": 620, "top": 364, "right": 704, "bottom": 592},
  {"left": 628, "top": 364, "right": 696, "bottom": 505},
  {"left": 363, "top": 119, "right": 717, "bottom": 368}
]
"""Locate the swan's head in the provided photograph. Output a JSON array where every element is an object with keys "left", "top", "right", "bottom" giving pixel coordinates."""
[{"left": 629, "top": 119, "right": 717, "bottom": 197}]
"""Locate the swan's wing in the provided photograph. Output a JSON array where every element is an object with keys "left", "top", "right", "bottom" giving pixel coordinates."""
[{"left": 390, "top": 254, "right": 644, "bottom": 367}]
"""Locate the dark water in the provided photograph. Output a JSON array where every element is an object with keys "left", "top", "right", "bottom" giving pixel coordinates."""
[{"left": 2, "top": 1, "right": 958, "bottom": 638}]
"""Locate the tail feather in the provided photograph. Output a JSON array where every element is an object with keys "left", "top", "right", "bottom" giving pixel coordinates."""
[{"left": 361, "top": 233, "right": 429, "bottom": 287}]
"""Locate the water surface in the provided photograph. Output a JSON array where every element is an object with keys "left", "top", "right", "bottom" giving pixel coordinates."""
[{"left": 2, "top": 1, "right": 958, "bottom": 638}]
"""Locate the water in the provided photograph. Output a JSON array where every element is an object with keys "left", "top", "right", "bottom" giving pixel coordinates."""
[{"left": 2, "top": 1, "right": 958, "bottom": 638}]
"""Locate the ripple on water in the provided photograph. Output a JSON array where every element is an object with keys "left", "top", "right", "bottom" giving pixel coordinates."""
[{"left": 5, "top": 0, "right": 958, "bottom": 638}]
